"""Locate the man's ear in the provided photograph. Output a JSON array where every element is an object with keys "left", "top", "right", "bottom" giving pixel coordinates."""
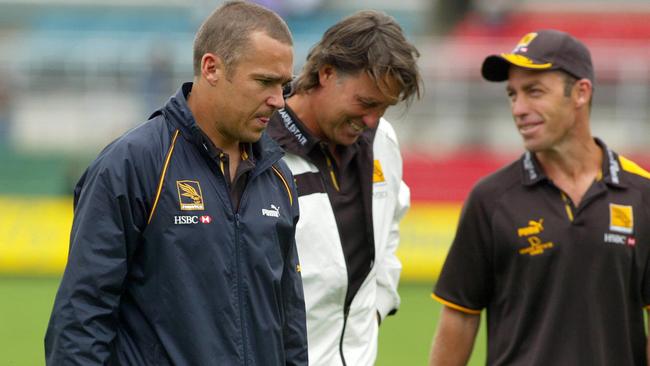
[
  {"left": 575, "top": 79, "right": 592, "bottom": 108},
  {"left": 317, "top": 65, "right": 337, "bottom": 87},
  {"left": 201, "top": 53, "right": 225, "bottom": 86}
]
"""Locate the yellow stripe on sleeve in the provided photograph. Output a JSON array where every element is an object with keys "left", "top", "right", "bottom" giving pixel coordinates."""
[
  {"left": 271, "top": 165, "right": 293, "bottom": 207},
  {"left": 148, "top": 129, "right": 180, "bottom": 224},
  {"left": 431, "top": 293, "right": 482, "bottom": 315}
]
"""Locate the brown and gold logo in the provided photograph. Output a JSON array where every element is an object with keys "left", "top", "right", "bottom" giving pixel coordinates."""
[
  {"left": 517, "top": 218, "right": 554, "bottom": 256},
  {"left": 373, "top": 160, "right": 385, "bottom": 183},
  {"left": 609, "top": 203, "right": 633, "bottom": 234},
  {"left": 177, "top": 180, "right": 204, "bottom": 211}
]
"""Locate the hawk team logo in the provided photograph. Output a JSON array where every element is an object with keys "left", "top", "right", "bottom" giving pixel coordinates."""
[
  {"left": 373, "top": 160, "right": 385, "bottom": 183},
  {"left": 609, "top": 204, "right": 633, "bottom": 234},
  {"left": 501, "top": 32, "right": 551, "bottom": 69},
  {"left": 512, "top": 32, "right": 537, "bottom": 53},
  {"left": 177, "top": 180, "right": 205, "bottom": 210},
  {"left": 519, "top": 236, "right": 554, "bottom": 256}
]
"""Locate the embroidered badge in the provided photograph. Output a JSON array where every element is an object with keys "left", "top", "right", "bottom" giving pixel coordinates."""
[
  {"left": 609, "top": 203, "right": 633, "bottom": 234},
  {"left": 373, "top": 160, "right": 385, "bottom": 183},
  {"left": 177, "top": 180, "right": 205, "bottom": 210}
]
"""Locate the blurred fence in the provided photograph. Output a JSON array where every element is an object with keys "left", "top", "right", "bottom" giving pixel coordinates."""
[{"left": 1, "top": 2, "right": 650, "bottom": 279}]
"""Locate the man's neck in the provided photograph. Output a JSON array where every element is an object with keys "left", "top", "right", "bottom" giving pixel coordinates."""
[
  {"left": 536, "top": 138, "right": 602, "bottom": 206},
  {"left": 286, "top": 93, "right": 345, "bottom": 163},
  {"left": 286, "top": 93, "right": 322, "bottom": 141},
  {"left": 187, "top": 81, "right": 241, "bottom": 180}
]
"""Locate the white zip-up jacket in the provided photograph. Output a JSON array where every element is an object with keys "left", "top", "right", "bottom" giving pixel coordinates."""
[{"left": 268, "top": 110, "right": 410, "bottom": 366}]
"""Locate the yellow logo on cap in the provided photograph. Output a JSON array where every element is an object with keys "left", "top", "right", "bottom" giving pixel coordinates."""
[
  {"left": 373, "top": 160, "right": 385, "bottom": 183},
  {"left": 515, "top": 32, "right": 538, "bottom": 50},
  {"left": 610, "top": 204, "right": 633, "bottom": 234},
  {"left": 501, "top": 32, "right": 553, "bottom": 69}
]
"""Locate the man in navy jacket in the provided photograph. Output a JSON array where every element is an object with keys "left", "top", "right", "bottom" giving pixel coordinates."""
[{"left": 45, "top": 2, "right": 307, "bottom": 365}]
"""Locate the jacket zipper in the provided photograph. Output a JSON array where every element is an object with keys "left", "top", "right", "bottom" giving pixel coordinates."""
[
  {"left": 235, "top": 213, "right": 248, "bottom": 365},
  {"left": 339, "top": 306, "right": 350, "bottom": 366}
]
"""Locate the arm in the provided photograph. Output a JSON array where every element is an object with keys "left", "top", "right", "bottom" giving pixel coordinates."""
[
  {"left": 374, "top": 121, "right": 410, "bottom": 321},
  {"left": 282, "top": 178, "right": 309, "bottom": 366},
  {"left": 429, "top": 306, "right": 480, "bottom": 366},
  {"left": 44, "top": 164, "right": 143, "bottom": 365}
]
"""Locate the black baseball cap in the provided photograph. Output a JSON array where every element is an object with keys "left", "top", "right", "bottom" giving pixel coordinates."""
[{"left": 481, "top": 30, "right": 594, "bottom": 83}]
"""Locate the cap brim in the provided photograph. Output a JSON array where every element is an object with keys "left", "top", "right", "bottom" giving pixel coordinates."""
[{"left": 481, "top": 54, "right": 554, "bottom": 82}]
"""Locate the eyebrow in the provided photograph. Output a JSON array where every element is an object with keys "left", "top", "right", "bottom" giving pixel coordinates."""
[
  {"left": 253, "top": 73, "right": 293, "bottom": 85},
  {"left": 357, "top": 95, "right": 398, "bottom": 107},
  {"left": 357, "top": 96, "right": 379, "bottom": 104},
  {"left": 506, "top": 80, "right": 543, "bottom": 93}
]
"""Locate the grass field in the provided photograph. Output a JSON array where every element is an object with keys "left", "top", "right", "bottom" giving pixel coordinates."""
[
  {"left": 377, "top": 282, "right": 487, "bottom": 365},
  {"left": 0, "top": 278, "right": 486, "bottom": 365}
]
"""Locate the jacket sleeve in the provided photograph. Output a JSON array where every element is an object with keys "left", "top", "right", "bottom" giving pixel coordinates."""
[
  {"left": 44, "top": 158, "right": 145, "bottom": 365},
  {"left": 375, "top": 119, "right": 410, "bottom": 321},
  {"left": 376, "top": 179, "right": 410, "bottom": 321},
  {"left": 281, "top": 172, "right": 309, "bottom": 366}
]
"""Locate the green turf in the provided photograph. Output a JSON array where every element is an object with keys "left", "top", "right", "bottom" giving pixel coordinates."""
[
  {"left": 0, "top": 278, "right": 487, "bottom": 365},
  {"left": 0, "top": 277, "right": 60, "bottom": 366},
  {"left": 376, "top": 282, "right": 486, "bottom": 366}
]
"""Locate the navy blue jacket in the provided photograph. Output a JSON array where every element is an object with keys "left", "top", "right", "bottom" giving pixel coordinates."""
[{"left": 45, "top": 83, "right": 308, "bottom": 365}]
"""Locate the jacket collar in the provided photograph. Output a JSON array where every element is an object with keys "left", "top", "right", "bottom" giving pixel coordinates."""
[
  {"left": 520, "top": 137, "right": 625, "bottom": 188},
  {"left": 267, "top": 106, "right": 318, "bottom": 157},
  {"left": 267, "top": 105, "right": 376, "bottom": 159}
]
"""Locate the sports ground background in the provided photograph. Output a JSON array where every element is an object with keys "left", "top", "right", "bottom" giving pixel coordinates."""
[
  {"left": 4, "top": 149, "right": 649, "bottom": 365},
  {"left": 3, "top": 0, "right": 650, "bottom": 365}
]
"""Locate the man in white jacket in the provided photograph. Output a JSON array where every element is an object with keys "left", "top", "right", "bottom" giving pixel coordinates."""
[{"left": 267, "top": 10, "right": 422, "bottom": 365}]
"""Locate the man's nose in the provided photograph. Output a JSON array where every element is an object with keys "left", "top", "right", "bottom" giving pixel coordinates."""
[
  {"left": 361, "top": 112, "right": 381, "bottom": 129},
  {"left": 511, "top": 96, "right": 529, "bottom": 117},
  {"left": 267, "top": 87, "right": 285, "bottom": 110}
]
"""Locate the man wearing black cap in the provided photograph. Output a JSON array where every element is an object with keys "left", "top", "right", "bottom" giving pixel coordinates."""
[{"left": 429, "top": 30, "right": 650, "bottom": 365}]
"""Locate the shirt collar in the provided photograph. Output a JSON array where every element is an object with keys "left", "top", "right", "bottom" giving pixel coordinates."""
[
  {"left": 198, "top": 128, "right": 255, "bottom": 163},
  {"left": 597, "top": 138, "right": 625, "bottom": 188},
  {"left": 519, "top": 137, "right": 625, "bottom": 188}
]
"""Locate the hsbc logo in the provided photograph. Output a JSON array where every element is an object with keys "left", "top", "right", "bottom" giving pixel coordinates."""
[
  {"left": 603, "top": 233, "right": 635, "bottom": 247},
  {"left": 604, "top": 233, "right": 626, "bottom": 245},
  {"left": 174, "top": 215, "right": 213, "bottom": 225}
]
